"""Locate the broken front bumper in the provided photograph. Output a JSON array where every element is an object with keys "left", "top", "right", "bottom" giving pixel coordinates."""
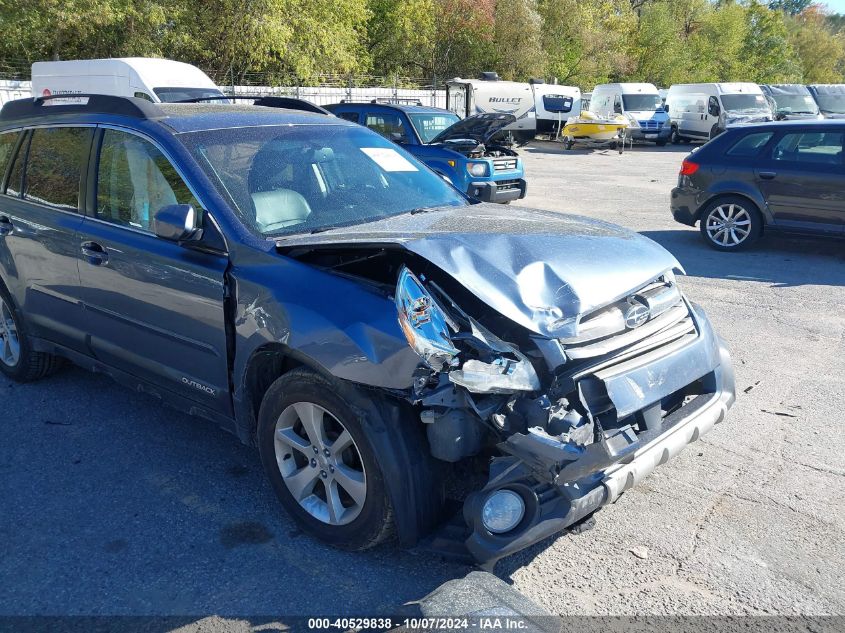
[{"left": 462, "top": 304, "right": 735, "bottom": 566}]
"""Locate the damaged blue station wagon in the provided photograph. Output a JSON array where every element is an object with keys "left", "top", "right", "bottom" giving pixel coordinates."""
[{"left": 0, "top": 95, "right": 735, "bottom": 566}]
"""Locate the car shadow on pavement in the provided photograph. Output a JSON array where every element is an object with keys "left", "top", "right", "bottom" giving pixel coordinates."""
[{"left": 640, "top": 228, "right": 845, "bottom": 287}]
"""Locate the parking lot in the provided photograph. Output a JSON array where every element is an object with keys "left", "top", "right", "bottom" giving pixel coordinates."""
[{"left": 1, "top": 141, "right": 843, "bottom": 620}]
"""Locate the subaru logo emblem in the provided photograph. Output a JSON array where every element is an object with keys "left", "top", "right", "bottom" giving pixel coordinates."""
[{"left": 624, "top": 302, "right": 650, "bottom": 329}]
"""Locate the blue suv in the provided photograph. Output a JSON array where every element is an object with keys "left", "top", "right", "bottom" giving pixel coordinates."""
[
  {"left": 325, "top": 101, "right": 527, "bottom": 204},
  {"left": 0, "top": 95, "right": 734, "bottom": 566}
]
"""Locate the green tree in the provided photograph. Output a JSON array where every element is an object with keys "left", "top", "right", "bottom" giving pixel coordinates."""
[
  {"left": 769, "top": 0, "right": 813, "bottom": 15},
  {"left": 538, "top": 0, "right": 636, "bottom": 88},
  {"left": 788, "top": 5, "right": 845, "bottom": 83},
  {"left": 491, "top": 0, "right": 544, "bottom": 80},
  {"left": 741, "top": 0, "right": 801, "bottom": 82}
]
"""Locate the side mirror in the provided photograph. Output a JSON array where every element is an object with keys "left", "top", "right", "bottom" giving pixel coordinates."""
[
  {"left": 664, "top": 104, "right": 670, "bottom": 113},
  {"left": 613, "top": 103, "right": 623, "bottom": 114},
  {"left": 390, "top": 132, "right": 406, "bottom": 143},
  {"left": 153, "top": 204, "right": 202, "bottom": 242}
]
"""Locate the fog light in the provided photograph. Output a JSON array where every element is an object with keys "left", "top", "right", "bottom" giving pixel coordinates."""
[{"left": 481, "top": 490, "right": 525, "bottom": 534}]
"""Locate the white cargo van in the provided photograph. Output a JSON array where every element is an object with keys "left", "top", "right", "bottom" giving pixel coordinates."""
[
  {"left": 665, "top": 83, "right": 772, "bottom": 143},
  {"left": 31, "top": 58, "right": 225, "bottom": 103},
  {"left": 446, "top": 74, "right": 580, "bottom": 141},
  {"left": 760, "top": 84, "right": 820, "bottom": 120},
  {"left": 589, "top": 83, "right": 670, "bottom": 145}
]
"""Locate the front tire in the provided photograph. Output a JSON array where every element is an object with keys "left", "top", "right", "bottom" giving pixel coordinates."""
[
  {"left": 0, "top": 287, "right": 63, "bottom": 382},
  {"left": 258, "top": 368, "right": 425, "bottom": 550},
  {"left": 699, "top": 197, "right": 761, "bottom": 251}
]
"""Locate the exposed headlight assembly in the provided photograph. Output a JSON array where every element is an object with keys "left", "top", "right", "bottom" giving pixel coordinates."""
[
  {"left": 395, "top": 265, "right": 540, "bottom": 393},
  {"left": 396, "top": 266, "right": 458, "bottom": 371}
]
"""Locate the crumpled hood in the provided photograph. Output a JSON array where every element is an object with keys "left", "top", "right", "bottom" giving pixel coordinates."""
[{"left": 275, "top": 204, "right": 681, "bottom": 338}]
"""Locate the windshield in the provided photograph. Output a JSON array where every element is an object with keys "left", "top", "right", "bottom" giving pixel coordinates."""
[
  {"left": 409, "top": 113, "right": 460, "bottom": 143},
  {"left": 179, "top": 124, "right": 467, "bottom": 237},
  {"left": 153, "top": 87, "right": 228, "bottom": 103},
  {"left": 622, "top": 93, "right": 662, "bottom": 111},
  {"left": 721, "top": 94, "right": 769, "bottom": 114},
  {"left": 814, "top": 93, "right": 845, "bottom": 115},
  {"left": 771, "top": 93, "right": 818, "bottom": 115}
]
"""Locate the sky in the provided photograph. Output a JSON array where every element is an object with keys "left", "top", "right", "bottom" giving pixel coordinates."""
[{"left": 821, "top": 0, "right": 845, "bottom": 13}]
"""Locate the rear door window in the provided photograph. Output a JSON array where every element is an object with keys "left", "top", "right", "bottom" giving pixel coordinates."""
[
  {"left": 364, "top": 113, "right": 408, "bottom": 142},
  {"left": 771, "top": 131, "right": 844, "bottom": 167},
  {"left": 23, "top": 127, "right": 91, "bottom": 211},
  {"left": 726, "top": 132, "right": 774, "bottom": 158}
]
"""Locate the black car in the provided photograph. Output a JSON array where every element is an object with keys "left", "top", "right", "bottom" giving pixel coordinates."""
[{"left": 671, "top": 121, "right": 845, "bottom": 250}]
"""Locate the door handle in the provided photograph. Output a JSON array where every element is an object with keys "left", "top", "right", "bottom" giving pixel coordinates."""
[
  {"left": 758, "top": 171, "right": 777, "bottom": 180},
  {"left": 0, "top": 216, "right": 12, "bottom": 236},
  {"left": 81, "top": 241, "right": 109, "bottom": 265}
]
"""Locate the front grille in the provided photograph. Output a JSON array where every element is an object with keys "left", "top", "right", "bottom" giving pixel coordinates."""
[
  {"left": 493, "top": 158, "right": 518, "bottom": 172},
  {"left": 495, "top": 178, "right": 522, "bottom": 191},
  {"left": 560, "top": 278, "right": 695, "bottom": 362},
  {"left": 637, "top": 120, "right": 665, "bottom": 130}
]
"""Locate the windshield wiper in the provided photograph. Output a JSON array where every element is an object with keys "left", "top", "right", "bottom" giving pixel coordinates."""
[
  {"left": 409, "top": 206, "right": 436, "bottom": 215},
  {"left": 310, "top": 225, "right": 342, "bottom": 234}
]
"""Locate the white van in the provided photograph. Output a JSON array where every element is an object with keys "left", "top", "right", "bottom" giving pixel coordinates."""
[
  {"left": 31, "top": 58, "right": 225, "bottom": 103},
  {"left": 446, "top": 74, "right": 580, "bottom": 141},
  {"left": 807, "top": 84, "right": 845, "bottom": 119},
  {"left": 589, "top": 83, "right": 670, "bottom": 145},
  {"left": 665, "top": 83, "right": 772, "bottom": 143}
]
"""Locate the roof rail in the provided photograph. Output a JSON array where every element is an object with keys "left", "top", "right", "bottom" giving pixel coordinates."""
[
  {"left": 174, "top": 94, "right": 331, "bottom": 115},
  {"left": 0, "top": 94, "right": 163, "bottom": 122},
  {"left": 369, "top": 97, "right": 424, "bottom": 106}
]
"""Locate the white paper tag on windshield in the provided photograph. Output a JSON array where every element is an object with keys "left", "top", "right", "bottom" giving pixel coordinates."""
[{"left": 360, "top": 147, "right": 418, "bottom": 172}]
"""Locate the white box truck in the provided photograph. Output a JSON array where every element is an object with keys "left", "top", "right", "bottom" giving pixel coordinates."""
[
  {"left": 446, "top": 73, "right": 580, "bottom": 141},
  {"left": 589, "top": 83, "right": 671, "bottom": 145},
  {"left": 31, "top": 58, "right": 225, "bottom": 103},
  {"left": 665, "top": 82, "right": 772, "bottom": 143}
]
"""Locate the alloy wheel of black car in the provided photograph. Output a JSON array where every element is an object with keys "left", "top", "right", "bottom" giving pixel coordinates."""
[{"left": 700, "top": 197, "right": 761, "bottom": 251}]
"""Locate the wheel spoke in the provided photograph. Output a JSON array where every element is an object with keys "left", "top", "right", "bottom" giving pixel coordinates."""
[
  {"left": 730, "top": 228, "right": 739, "bottom": 244},
  {"left": 329, "top": 429, "right": 353, "bottom": 457},
  {"left": 334, "top": 463, "right": 366, "bottom": 507},
  {"left": 727, "top": 204, "right": 736, "bottom": 219},
  {"left": 326, "top": 480, "right": 345, "bottom": 523},
  {"left": 717, "top": 207, "right": 730, "bottom": 222},
  {"left": 294, "top": 402, "right": 325, "bottom": 448},
  {"left": 276, "top": 427, "right": 312, "bottom": 456},
  {"left": 284, "top": 465, "right": 319, "bottom": 501}
]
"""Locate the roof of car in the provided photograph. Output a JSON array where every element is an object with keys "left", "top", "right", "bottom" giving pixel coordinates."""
[
  {"left": 0, "top": 97, "right": 350, "bottom": 134},
  {"left": 155, "top": 104, "right": 345, "bottom": 133},
  {"left": 730, "top": 120, "right": 844, "bottom": 131},
  {"left": 326, "top": 102, "right": 452, "bottom": 115}
]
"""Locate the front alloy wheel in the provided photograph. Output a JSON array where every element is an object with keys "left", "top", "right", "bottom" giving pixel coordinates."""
[
  {"left": 0, "top": 295, "right": 20, "bottom": 367},
  {"left": 700, "top": 198, "right": 760, "bottom": 251},
  {"left": 273, "top": 401, "right": 366, "bottom": 526}
]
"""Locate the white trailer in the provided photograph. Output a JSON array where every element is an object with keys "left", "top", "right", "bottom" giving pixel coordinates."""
[{"left": 446, "top": 74, "right": 580, "bottom": 141}]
